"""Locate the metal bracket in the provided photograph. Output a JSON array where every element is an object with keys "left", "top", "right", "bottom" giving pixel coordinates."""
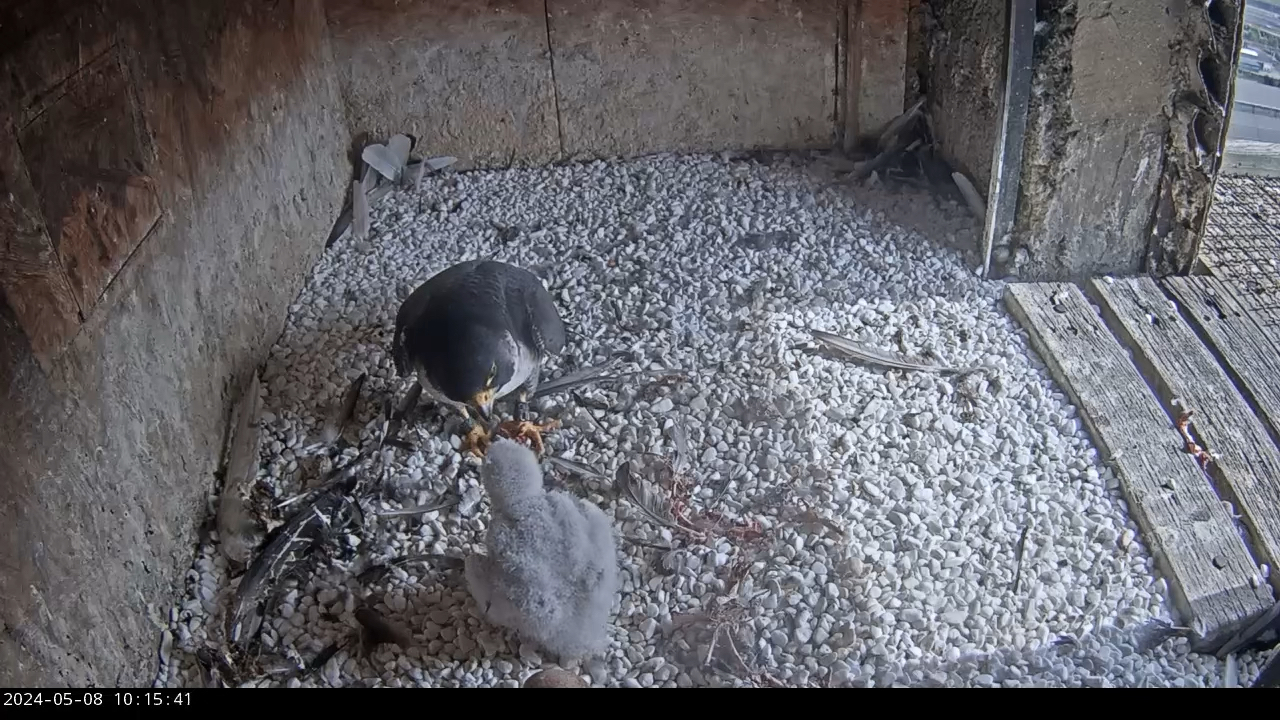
[{"left": 980, "top": 0, "right": 1037, "bottom": 279}]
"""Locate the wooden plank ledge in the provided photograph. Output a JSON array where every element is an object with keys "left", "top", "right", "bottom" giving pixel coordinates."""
[
  {"left": 1004, "top": 282, "right": 1273, "bottom": 650},
  {"left": 1086, "top": 276, "right": 1280, "bottom": 596},
  {"left": 1163, "top": 276, "right": 1280, "bottom": 444}
]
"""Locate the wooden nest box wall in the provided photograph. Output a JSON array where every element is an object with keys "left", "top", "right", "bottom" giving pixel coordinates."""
[{"left": 0, "top": 0, "right": 1240, "bottom": 686}]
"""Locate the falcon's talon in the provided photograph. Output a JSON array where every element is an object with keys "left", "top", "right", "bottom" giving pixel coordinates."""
[
  {"left": 462, "top": 422, "right": 493, "bottom": 457},
  {"left": 496, "top": 419, "right": 560, "bottom": 456}
]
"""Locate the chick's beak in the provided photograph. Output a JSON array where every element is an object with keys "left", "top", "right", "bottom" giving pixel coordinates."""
[{"left": 470, "top": 389, "right": 495, "bottom": 422}]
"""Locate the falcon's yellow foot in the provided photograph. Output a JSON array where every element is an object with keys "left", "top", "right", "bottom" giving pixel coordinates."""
[
  {"left": 496, "top": 419, "right": 561, "bottom": 456},
  {"left": 462, "top": 422, "right": 493, "bottom": 457}
]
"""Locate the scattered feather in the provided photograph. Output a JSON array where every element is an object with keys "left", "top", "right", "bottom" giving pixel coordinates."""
[
  {"left": 810, "top": 328, "right": 959, "bottom": 374},
  {"left": 226, "top": 466, "right": 362, "bottom": 648},
  {"left": 386, "top": 134, "right": 412, "bottom": 173},
  {"left": 669, "top": 420, "right": 691, "bottom": 474},
  {"left": 305, "top": 641, "right": 345, "bottom": 675},
  {"left": 376, "top": 495, "right": 458, "bottom": 518},
  {"left": 1012, "top": 523, "right": 1031, "bottom": 594},
  {"left": 218, "top": 371, "right": 263, "bottom": 568},
  {"left": 402, "top": 160, "right": 426, "bottom": 189},
  {"left": 404, "top": 156, "right": 452, "bottom": 190},
  {"left": 412, "top": 553, "right": 467, "bottom": 571},
  {"left": 613, "top": 461, "right": 683, "bottom": 531},
  {"left": 783, "top": 506, "right": 845, "bottom": 539},
  {"left": 533, "top": 357, "right": 624, "bottom": 398},
  {"left": 258, "top": 653, "right": 304, "bottom": 679},
  {"left": 382, "top": 437, "right": 417, "bottom": 452},
  {"left": 360, "top": 162, "right": 379, "bottom": 196},
  {"left": 361, "top": 137, "right": 411, "bottom": 182},
  {"left": 356, "top": 553, "right": 464, "bottom": 585},
  {"left": 327, "top": 154, "right": 412, "bottom": 250},
  {"left": 952, "top": 170, "right": 987, "bottom": 223},
  {"left": 624, "top": 535, "right": 674, "bottom": 552},
  {"left": 325, "top": 205, "right": 354, "bottom": 249},
  {"left": 194, "top": 647, "right": 236, "bottom": 687},
  {"left": 425, "top": 156, "right": 458, "bottom": 171},
  {"left": 1216, "top": 601, "right": 1280, "bottom": 657},
  {"left": 1132, "top": 619, "right": 1191, "bottom": 653},
  {"left": 351, "top": 179, "right": 370, "bottom": 241},
  {"left": 543, "top": 455, "right": 608, "bottom": 482},
  {"left": 877, "top": 95, "right": 927, "bottom": 151},
  {"left": 383, "top": 381, "right": 422, "bottom": 446},
  {"left": 320, "top": 372, "right": 365, "bottom": 445}
]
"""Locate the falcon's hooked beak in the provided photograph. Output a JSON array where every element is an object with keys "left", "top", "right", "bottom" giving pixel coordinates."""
[{"left": 470, "top": 388, "right": 495, "bottom": 422}]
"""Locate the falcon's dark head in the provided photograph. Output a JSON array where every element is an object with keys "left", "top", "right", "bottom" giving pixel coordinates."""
[{"left": 425, "top": 325, "right": 517, "bottom": 420}]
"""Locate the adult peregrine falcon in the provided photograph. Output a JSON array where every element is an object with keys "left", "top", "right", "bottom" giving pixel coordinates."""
[{"left": 392, "top": 259, "right": 566, "bottom": 455}]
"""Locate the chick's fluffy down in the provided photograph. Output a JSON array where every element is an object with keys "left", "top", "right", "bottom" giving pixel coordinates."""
[{"left": 465, "top": 438, "right": 619, "bottom": 661}]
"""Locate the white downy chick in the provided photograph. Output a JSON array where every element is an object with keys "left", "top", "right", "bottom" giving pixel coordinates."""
[{"left": 465, "top": 438, "right": 619, "bottom": 662}]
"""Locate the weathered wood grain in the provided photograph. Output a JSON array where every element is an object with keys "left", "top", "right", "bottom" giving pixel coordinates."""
[
  {"left": 1163, "top": 276, "right": 1280, "bottom": 445},
  {"left": 0, "top": 0, "right": 114, "bottom": 128},
  {"left": 1087, "top": 276, "right": 1280, "bottom": 594},
  {"left": 17, "top": 51, "right": 161, "bottom": 315},
  {"left": 1004, "top": 282, "right": 1272, "bottom": 649},
  {"left": 0, "top": 115, "right": 83, "bottom": 367}
]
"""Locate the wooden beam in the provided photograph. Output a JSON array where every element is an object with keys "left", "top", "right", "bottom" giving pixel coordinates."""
[
  {"left": 1087, "top": 276, "right": 1280, "bottom": 596},
  {"left": 844, "top": 0, "right": 908, "bottom": 147},
  {"left": 1004, "top": 282, "right": 1272, "bottom": 650},
  {"left": 1163, "top": 276, "right": 1280, "bottom": 444}
]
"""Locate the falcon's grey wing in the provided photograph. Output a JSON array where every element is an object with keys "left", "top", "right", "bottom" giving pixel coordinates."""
[
  {"left": 505, "top": 270, "right": 565, "bottom": 359},
  {"left": 393, "top": 259, "right": 484, "bottom": 375}
]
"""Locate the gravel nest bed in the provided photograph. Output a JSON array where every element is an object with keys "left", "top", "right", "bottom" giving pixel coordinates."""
[{"left": 157, "top": 151, "right": 1265, "bottom": 688}]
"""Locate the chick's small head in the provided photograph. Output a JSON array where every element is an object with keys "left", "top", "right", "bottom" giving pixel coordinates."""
[{"left": 481, "top": 437, "right": 546, "bottom": 512}]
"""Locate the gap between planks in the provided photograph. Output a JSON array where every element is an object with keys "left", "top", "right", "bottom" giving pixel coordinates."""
[
  {"left": 1085, "top": 276, "right": 1280, "bottom": 598},
  {"left": 1163, "top": 276, "right": 1280, "bottom": 449},
  {"left": 1004, "top": 282, "right": 1273, "bottom": 651}
]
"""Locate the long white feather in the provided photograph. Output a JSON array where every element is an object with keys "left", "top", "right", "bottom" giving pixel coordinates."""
[{"left": 810, "top": 328, "right": 959, "bottom": 374}]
